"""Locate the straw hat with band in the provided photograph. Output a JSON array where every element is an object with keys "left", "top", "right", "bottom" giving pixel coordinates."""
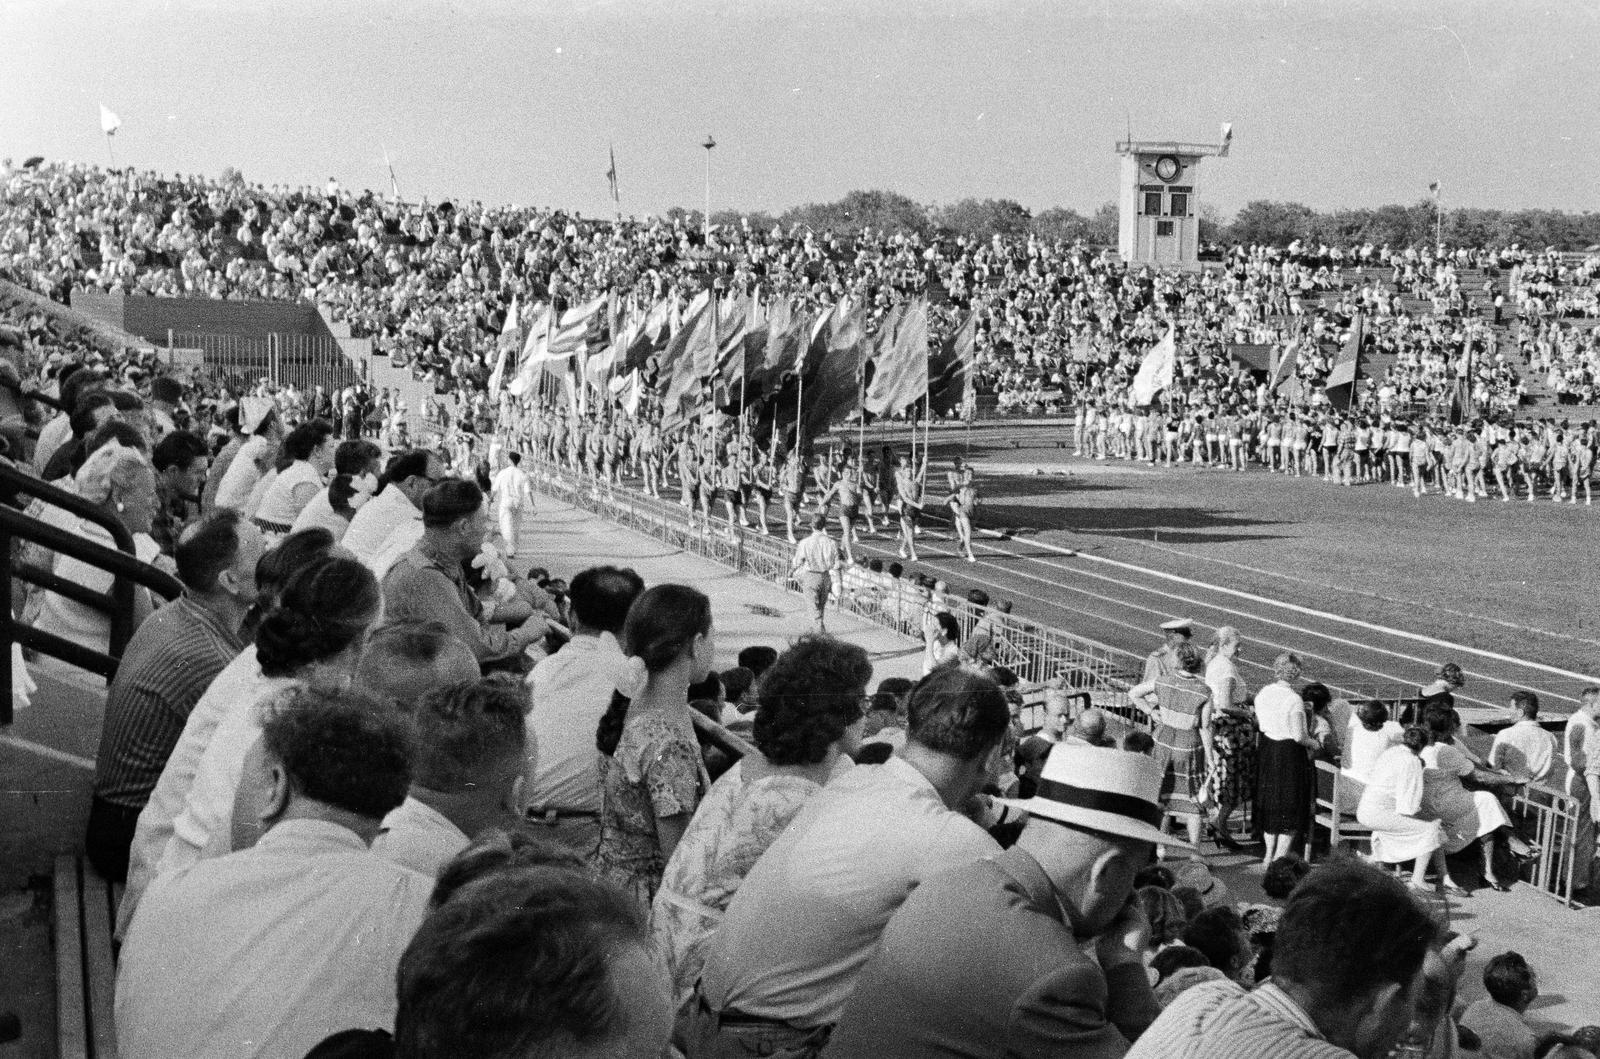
[{"left": 999, "top": 743, "right": 1191, "bottom": 848}]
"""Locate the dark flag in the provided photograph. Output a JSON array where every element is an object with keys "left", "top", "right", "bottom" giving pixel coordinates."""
[
  {"left": 1324, "top": 311, "right": 1363, "bottom": 410},
  {"left": 863, "top": 300, "right": 930, "bottom": 417},
  {"left": 800, "top": 301, "right": 866, "bottom": 439},
  {"left": 658, "top": 294, "right": 713, "bottom": 432}
]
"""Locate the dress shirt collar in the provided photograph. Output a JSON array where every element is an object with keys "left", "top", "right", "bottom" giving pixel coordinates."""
[
  {"left": 255, "top": 817, "right": 371, "bottom": 857},
  {"left": 1249, "top": 981, "right": 1325, "bottom": 1040}
]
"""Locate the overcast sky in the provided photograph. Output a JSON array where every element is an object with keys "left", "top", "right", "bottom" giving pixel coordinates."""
[{"left": 3, "top": 0, "right": 1595, "bottom": 220}]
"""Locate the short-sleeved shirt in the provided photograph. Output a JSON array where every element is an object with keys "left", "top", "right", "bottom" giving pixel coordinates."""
[
  {"left": 1490, "top": 720, "right": 1557, "bottom": 782},
  {"left": 701, "top": 754, "right": 1000, "bottom": 1028}
]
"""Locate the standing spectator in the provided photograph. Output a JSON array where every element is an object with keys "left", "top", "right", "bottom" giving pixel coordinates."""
[
  {"left": 381, "top": 478, "right": 549, "bottom": 668},
  {"left": 1203, "top": 626, "right": 1255, "bottom": 852},
  {"left": 375, "top": 677, "right": 531, "bottom": 877},
  {"left": 1131, "top": 642, "right": 1213, "bottom": 849},
  {"left": 1124, "top": 861, "right": 1436, "bottom": 1059},
  {"left": 593, "top": 584, "right": 714, "bottom": 907},
  {"left": 86, "top": 511, "right": 264, "bottom": 882},
  {"left": 1143, "top": 618, "right": 1194, "bottom": 684},
  {"left": 1564, "top": 687, "right": 1600, "bottom": 900},
  {"left": 116, "top": 687, "right": 428, "bottom": 1059},
  {"left": 390, "top": 864, "right": 674, "bottom": 1059},
  {"left": 651, "top": 635, "right": 869, "bottom": 1009},
  {"left": 1459, "top": 952, "right": 1540, "bottom": 1059},
  {"left": 695, "top": 668, "right": 1010, "bottom": 1055},
  {"left": 1490, "top": 691, "right": 1557, "bottom": 783},
  {"left": 490, "top": 450, "right": 536, "bottom": 555},
  {"left": 790, "top": 513, "right": 841, "bottom": 633},
  {"left": 524, "top": 565, "right": 646, "bottom": 854},
  {"left": 1254, "top": 653, "right": 1320, "bottom": 869},
  {"left": 825, "top": 744, "right": 1175, "bottom": 1059}
]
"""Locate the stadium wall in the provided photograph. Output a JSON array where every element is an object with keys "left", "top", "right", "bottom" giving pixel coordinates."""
[{"left": 69, "top": 290, "right": 325, "bottom": 342}]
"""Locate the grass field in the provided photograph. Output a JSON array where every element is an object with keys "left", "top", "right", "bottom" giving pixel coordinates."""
[{"left": 858, "top": 421, "right": 1597, "bottom": 676}]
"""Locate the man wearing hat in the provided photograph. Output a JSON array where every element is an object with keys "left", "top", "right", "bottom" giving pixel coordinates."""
[
  {"left": 823, "top": 744, "right": 1177, "bottom": 1059},
  {"left": 1143, "top": 619, "right": 1194, "bottom": 684}
]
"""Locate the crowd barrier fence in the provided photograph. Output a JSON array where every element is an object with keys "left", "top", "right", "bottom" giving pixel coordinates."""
[{"left": 510, "top": 445, "right": 1581, "bottom": 905}]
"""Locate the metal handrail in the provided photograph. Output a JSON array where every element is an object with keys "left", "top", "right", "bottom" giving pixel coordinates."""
[{"left": 0, "top": 461, "right": 183, "bottom": 720}]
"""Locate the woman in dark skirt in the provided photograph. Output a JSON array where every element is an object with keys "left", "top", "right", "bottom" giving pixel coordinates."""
[
  {"left": 1131, "top": 642, "right": 1214, "bottom": 850},
  {"left": 1252, "top": 652, "right": 1321, "bottom": 868}
]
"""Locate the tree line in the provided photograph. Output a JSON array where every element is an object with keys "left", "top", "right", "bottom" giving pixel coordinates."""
[{"left": 665, "top": 190, "right": 1600, "bottom": 251}]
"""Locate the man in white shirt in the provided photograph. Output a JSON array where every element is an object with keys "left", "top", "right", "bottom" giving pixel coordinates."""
[
  {"left": 694, "top": 667, "right": 1013, "bottom": 1055},
  {"left": 1563, "top": 686, "right": 1600, "bottom": 897},
  {"left": 1489, "top": 691, "right": 1557, "bottom": 783},
  {"left": 116, "top": 686, "right": 431, "bottom": 1059},
  {"left": 376, "top": 677, "right": 531, "bottom": 877},
  {"left": 490, "top": 450, "right": 536, "bottom": 555},
  {"left": 342, "top": 449, "right": 443, "bottom": 577},
  {"left": 790, "top": 514, "right": 841, "bottom": 633},
  {"left": 524, "top": 565, "right": 645, "bottom": 853}
]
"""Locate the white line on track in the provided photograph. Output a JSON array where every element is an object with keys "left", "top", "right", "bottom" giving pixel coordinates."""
[{"left": 0, "top": 734, "right": 96, "bottom": 771}]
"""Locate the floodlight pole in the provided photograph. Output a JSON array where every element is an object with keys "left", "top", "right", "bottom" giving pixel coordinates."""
[{"left": 702, "top": 135, "right": 716, "bottom": 240}]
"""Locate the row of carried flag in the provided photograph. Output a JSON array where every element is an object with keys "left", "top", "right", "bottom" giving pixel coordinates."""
[{"left": 490, "top": 289, "right": 977, "bottom": 436}]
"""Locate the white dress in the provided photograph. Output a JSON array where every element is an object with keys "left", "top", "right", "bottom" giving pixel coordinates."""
[
  {"left": 1338, "top": 719, "right": 1405, "bottom": 812},
  {"left": 1420, "top": 742, "right": 1511, "bottom": 853},
  {"left": 1357, "top": 745, "right": 1445, "bottom": 864}
]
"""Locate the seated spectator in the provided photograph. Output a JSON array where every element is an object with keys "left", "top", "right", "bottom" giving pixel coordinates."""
[
  {"left": 124, "top": 554, "right": 380, "bottom": 927},
  {"left": 391, "top": 863, "right": 673, "bottom": 1059},
  {"left": 32, "top": 440, "right": 166, "bottom": 674},
  {"left": 1066, "top": 707, "right": 1114, "bottom": 748},
  {"left": 737, "top": 644, "right": 779, "bottom": 682},
  {"left": 253, "top": 417, "right": 336, "bottom": 536},
  {"left": 381, "top": 478, "right": 549, "bottom": 669},
  {"left": 696, "top": 667, "right": 1010, "bottom": 1052},
  {"left": 291, "top": 438, "right": 383, "bottom": 540},
  {"left": 1124, "top": 729, "right": 1156, "bottom": 755},
  {"left": 119, "top": 527, "right": 337, "bottom": 935},
  {"left": 593, "top": 584, "right": 714, "bottom": 908},
  {"left": 826, "top": 744, "right": 1177, "bottom": 1059},
  {"left": 341, "top": 448, "right": 442, "bottom": 574},
  {"left": 651, "top": 635, "right": 869, "bottom": 1009},
  {"left": 921, "top": 609, "right": 960, "bottom": 674},
  {"left": 1459, "top": 951, "right": 1540, "bottom": 1059},
  {"left": 375, "top": 677, "right": 531, "bottom": 877},
  {"left": 149, "top": 429, "right": 209, "bottom": 555},
  {"left": 524, "top": 564, "right": 645, "bottom": 854},
  {"left": 1125, "top": 860, "right": 1436, "bottom": 1059},
  {"left": 1490, "top": 691, "right": 1558, "bottom": 783},
  {"left": 1149, "top": 945, "right": 1218, "bottom": 1000},
  {"left": 212, "top": 399, "right": 281, "bottom": 514},
  {"left": 86, "top": 511, "right": 265, "bottom": 882},
  {"left": 32, "top": 366, "right": 105, "bottom": 474},
  {"left": 1262, "top": 852, "right": 1312, "bottom": 900},
  {"left": 1181, "top": 906, "right": 1255, "bottom": 985},
  {"left": 719, "top": 665, "right": 757, "bottom": 721},
  {"left": 40, "top": 389, "right": 115, "bottom": 481},
  {"left": 116, "top": 686, "right": 428, "bottom": 1059}
]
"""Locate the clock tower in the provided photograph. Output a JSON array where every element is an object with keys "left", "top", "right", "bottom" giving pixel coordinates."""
[{"left": 1116, "top": 128, "right": 1232, "bottom": 269}]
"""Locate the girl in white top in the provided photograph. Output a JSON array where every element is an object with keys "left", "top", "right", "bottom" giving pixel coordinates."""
[
  {"left": 922, "top": 610, "right": 961, "bottom": 675},
  {"left": 290, "top": 439, "right": 383, "bottom": 542},
  {"left": 1357, "top": 731, "right": 1450, "bottom": 892},
  {"left": 253, "top": 419, "right": 337, "bottom": 536},
  {"left": 1340, "top": 699, "right": 1405, "bottom": 811}
]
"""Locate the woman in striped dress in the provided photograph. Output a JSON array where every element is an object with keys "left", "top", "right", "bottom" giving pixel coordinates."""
[{"left": 1131, "top": 641, "right": 1213, "bottom": 850}]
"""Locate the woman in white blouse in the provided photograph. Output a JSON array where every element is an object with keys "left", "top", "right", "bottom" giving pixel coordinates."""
[
  {"left": 1357, "top": 728, "right": 1452, "bottom": 892},
  {"left": 1252, "top": 653, "right": 1320, "bottom": 869},
  {"left": 1339, "top": 699, "right": 1405, "bottom": 811},
  {"left": 252, "top": 419, "right": 337, "bottom": 537},
  {"left": 922, "top": 610, "right": 960, "bottom": 675}
]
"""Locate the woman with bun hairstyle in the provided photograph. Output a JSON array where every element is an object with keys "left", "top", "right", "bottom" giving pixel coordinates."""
[
  {"left": 290, "top": 438, "right": 384, "bottom": 541},
  {"left": 593, "top": 584, "right": 715, "bottom": 908},
  {"left": 119, "top": 553, "right": 381, "bottom": 932}
]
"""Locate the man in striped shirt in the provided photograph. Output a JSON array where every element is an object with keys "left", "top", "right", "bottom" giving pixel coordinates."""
[
  {"left": 1126, "top": 860, "right": 1436, "bottom": 1059},
  {"left": 86, "top": 510, "right": 264, "bottom": 882}
]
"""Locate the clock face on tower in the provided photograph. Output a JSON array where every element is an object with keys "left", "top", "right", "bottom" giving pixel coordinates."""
[{"left": 1154, "top": 155, "right": 1181, "bottom": 182}]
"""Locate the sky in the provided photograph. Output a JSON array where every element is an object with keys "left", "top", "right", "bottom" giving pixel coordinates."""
[{"left": 3, "top": 0, "right": 1597, "bottom": 221}]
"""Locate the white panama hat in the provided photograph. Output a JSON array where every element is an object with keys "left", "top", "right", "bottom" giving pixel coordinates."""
[{"left": 1000, "top": 743, "right": 1190, "bottom": 847}]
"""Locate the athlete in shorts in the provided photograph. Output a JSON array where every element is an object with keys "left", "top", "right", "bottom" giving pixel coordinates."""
[
  {"left": 946, "top": 457, "right": 978, "bottom": 563},
  {"left": 779, "top": 448, "right": 806, "bottom": 543},
  {"left": 893, "top": 451, "right": 926, "bottom": 562}
]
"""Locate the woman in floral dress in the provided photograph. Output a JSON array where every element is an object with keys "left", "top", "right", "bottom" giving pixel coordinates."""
[
  {"left": 593, "top": 584, "right": 715, "bottom": 910},
  {"left": 650, "top": 636, "right": 870, "bottom": 1008}
]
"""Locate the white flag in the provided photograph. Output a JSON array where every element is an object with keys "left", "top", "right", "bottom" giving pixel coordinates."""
[
  {"left": 1130, "top": 326, "right": 1176, "bottom": 405},
  {"left": 487, "top": 294, "right": 520, "bottom": 396},
  {"left": 100, "top": 104, "right": 121, "bottom": 136}
]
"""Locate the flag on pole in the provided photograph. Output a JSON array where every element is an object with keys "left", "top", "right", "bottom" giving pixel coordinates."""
[
  {"left": 1219, "top": 122, "right": 1233, "bottom": 155},
  {"left": 1428, "top": 181, "right": 1440, "bottom": 194},
  {"left": 382, "top": 146, "right": 401, "bottom": 200},
  {"left": 1325, "top": 311, "right": 1363, "bottom": 393},
  {"left": 1269, "top": 335, "right": 1300, "bottom": 393},
  {"left": 606, "top": 145, "right": 619, "bottom": 204},
  {"left": 714, "top": 295, "right": 752, "bottom": 393},
  {"left": 928, "top": 311, "right": 976, "bottom": 416},
  {"left": 487, "top": 294, "right": 520, "bottom": 396},
  {"left": 800, "top": 300, "right": 866, "bottom": 438},
  {"left": 99, "top": 104, "right": 121, "bottom": 136},
  {"left": 1130, "top": 326, "right": 1177, "bottom": 405},
  {"left": 524, "top": 296, "right": 608, "bottom": 364},
  {"left": 506, "top": 304, "right": 551, "bottom": 397},
  {"left": 863, "top": 300, "right": 930, "bottom": 417},
  {"left": 658, "top": 293, "right": 713, "bottom": 432}
]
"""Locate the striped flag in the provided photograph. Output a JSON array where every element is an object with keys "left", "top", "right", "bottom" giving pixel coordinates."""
[
  {"left": 506, "top": 304, "right": 551, "bottom": 397},
  {"left": 486, "top": 294, "right": 520, "bottom": 396},
  {"left": 524, "top": 296, "right": 608, "bottom": 363}
]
